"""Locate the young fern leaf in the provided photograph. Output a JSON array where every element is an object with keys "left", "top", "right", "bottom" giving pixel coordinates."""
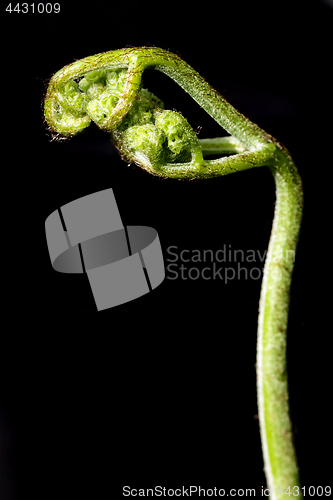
[{"left": 44, "top": 47, "right": 304, "bottom": 500}]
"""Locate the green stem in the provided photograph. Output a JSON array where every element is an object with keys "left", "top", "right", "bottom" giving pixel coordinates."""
[
  {"left": 257, "top": 156, "right": 303, "bottom": 499},
  {"left": 199, "top": 136, "right": 248, "bottom": 155},
  {"left": 43, "top": 47, "right": 304, "bottom": 498}
]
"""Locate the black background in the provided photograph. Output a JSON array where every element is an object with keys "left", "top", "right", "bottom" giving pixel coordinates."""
[{"left": 1, "top": 1, "right": 332, "bottom": 499}]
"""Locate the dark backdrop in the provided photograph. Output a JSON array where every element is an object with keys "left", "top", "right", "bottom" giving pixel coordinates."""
[{"left": 1, "top": 1, "right": 332, "bottom": 499}]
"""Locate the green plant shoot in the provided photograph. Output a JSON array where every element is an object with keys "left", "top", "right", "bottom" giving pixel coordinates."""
[{"left": 44, "top": 47, "right": 303, "bottom": 499}]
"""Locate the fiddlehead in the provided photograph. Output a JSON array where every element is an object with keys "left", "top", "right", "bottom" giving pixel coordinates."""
[
  {"left": 44, "top": 47, "right": 303, "bottom": 500},
  {"left": 44, "top": 47, "right": 277, "bottom": 178},
  {"left": 44, "top": 50, "right": 203, "bottom": 175}
]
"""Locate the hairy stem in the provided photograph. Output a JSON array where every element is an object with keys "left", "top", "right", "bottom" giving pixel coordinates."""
[{"left": 258, "top": 155, "right": 303, "bottom": 499}]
